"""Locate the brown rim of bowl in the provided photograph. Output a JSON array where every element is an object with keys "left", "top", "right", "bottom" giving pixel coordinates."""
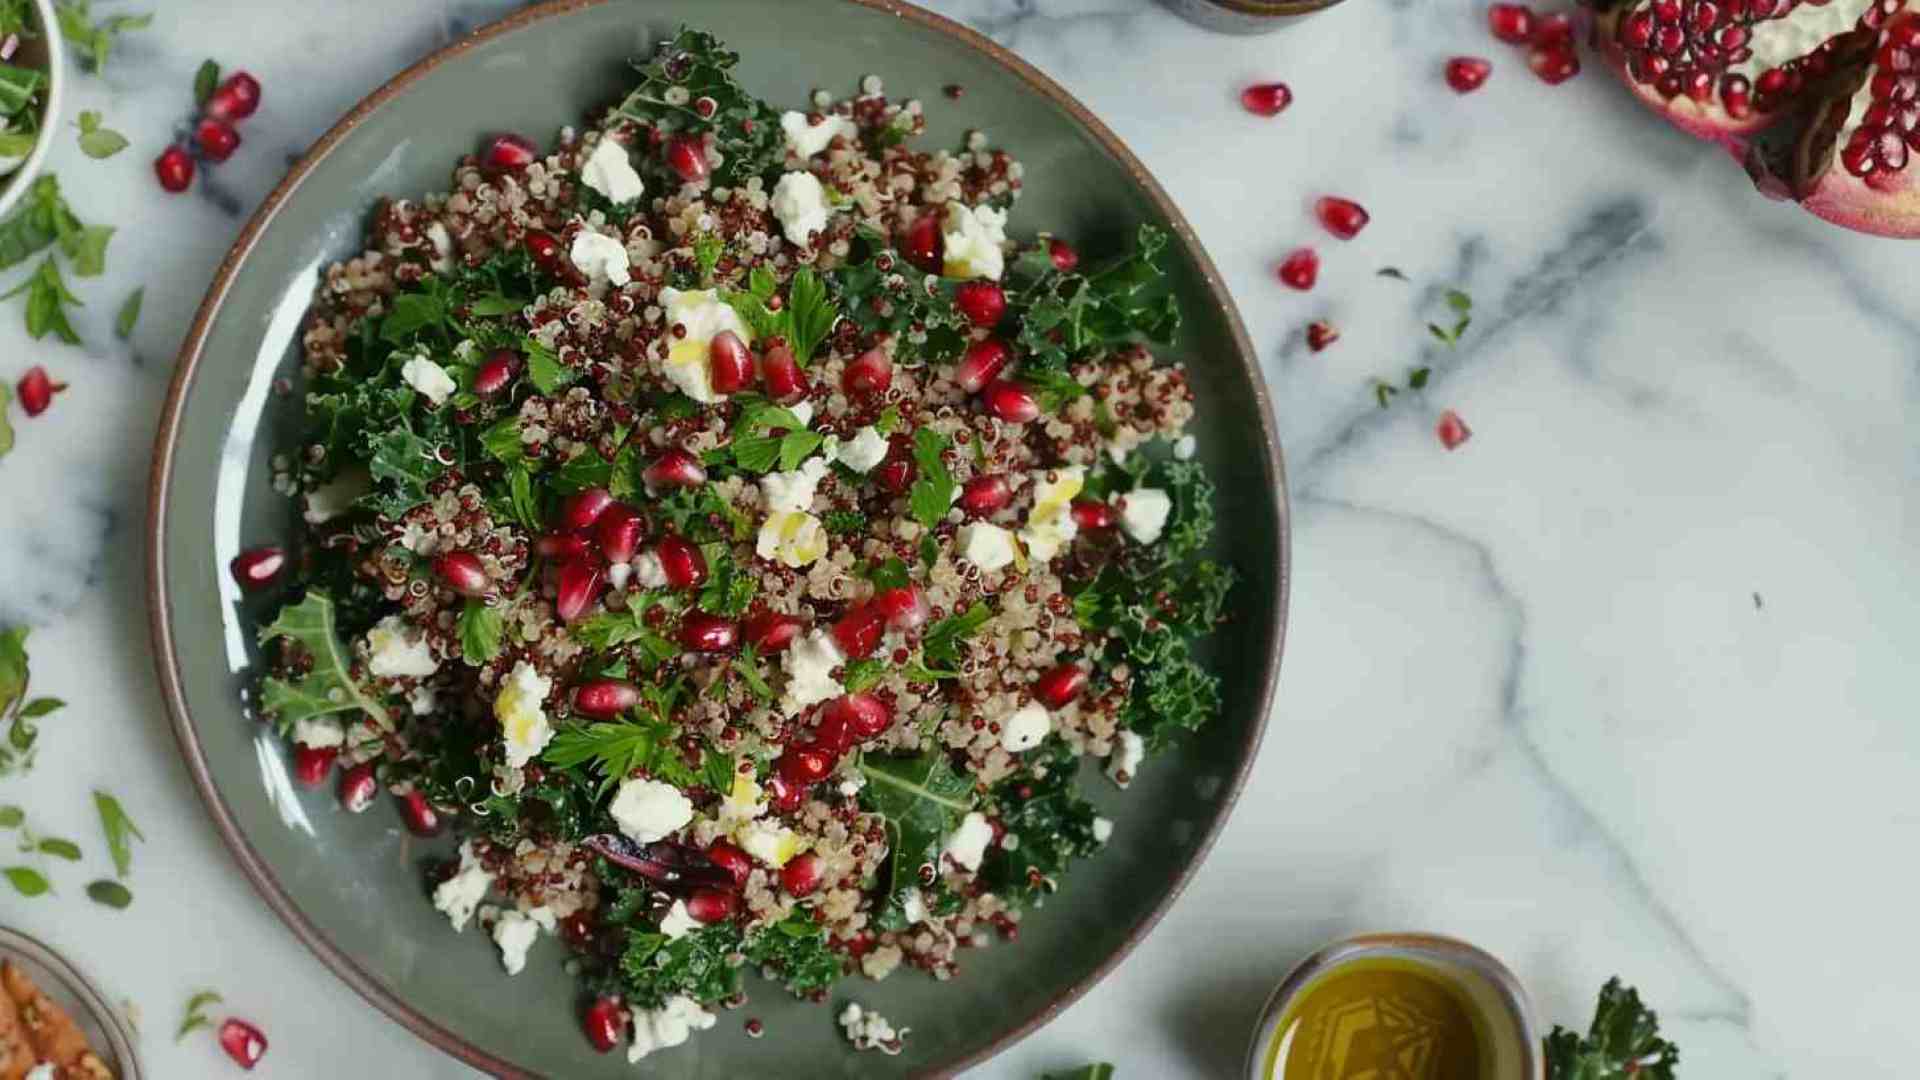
[{"left": 144, "top": 1, "right": 1291, "bottom": 1075}]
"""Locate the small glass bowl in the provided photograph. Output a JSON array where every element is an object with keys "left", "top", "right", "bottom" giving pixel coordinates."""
[
  {"left": 1245, "top": 932, "right": 1542, "bottom": 1080},
  {"left": 1159, "top": 0, "right": 1345, "bottom": 35},
  {"left": 0, "top": 927, "right": 143, "bottom": 1079}
]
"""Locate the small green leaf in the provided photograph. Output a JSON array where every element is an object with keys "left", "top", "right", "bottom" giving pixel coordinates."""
[
  {"left": 1445, "top": 288, "right": 1473, "bottom": 314},
  {"left": 59, "top": 224, "right": 114, "bottom": 277},
  {"left": 1408, "top": 367, "right": 1430, "bottom": 390},
  {"left": 458, "top": 600, "right": 506, "bottom": 663},
  {"left": 0, "top": 807, "right": 21, "bottom": 828},
  {"left": 193, "top": 60, "right": 220, "bottom": 106},
  {"left": 1377, "top": 267, "right": 1409, "bottom": 281},
  {"left": 93, "top": 790, "right": 144, "bottom": 878},
  {"left": 3, "top": 865, "right": 48, "bottom": 896},
  {"left": 37, "top": 837, "right": 81, "bottom": 860},
  {"left": 86, "top": 879, "right": 132, "bottom": 909},
  {"left": 18, "top": 697, "right": 63, "bottom": 719},
  {"left": 115, "top": 287, "right": 144, "bottom": 340},
  {"left": 176, "top": 989, "right": 223, "bottom": 1041},
  {"left": 75, "top": 111, "right": 128, "bottom": 159},
  {"left": 0, "top": 384, "right": 13, "bottom": 460}
]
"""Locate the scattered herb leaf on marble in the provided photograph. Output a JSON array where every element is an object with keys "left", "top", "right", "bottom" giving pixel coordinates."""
[
  {"left": 176, "top": 989, "right": 224, "bottom": 1040},
  {"left": 35, "top": 837, "right": 80, "bottom": 860},
  {"left": 53, "top": 1, "right": 153, "bottom": 74},
  {"left": 1042, "top": 1066, "right": 1116, "bottom": 1080},
  {"left": 93, "top": 790, "right": 144, "bottom": 878},
  {"left": 193, "top": 59, "right": 221, "bottom": 106},
  {"left": 2, "top": 865, "right": 48, "bottom": 897},
  {"left": 1409, "top": 367, "right": 1431, "bottom": 389},
  {"left": 0, "top": 807, "right": 20, "bottom": 828},
  {"left": 0, "top": 384, "right": 12, "bottom": 461},
  {"left": 1427, "top": 288, "right": 1473, "bottom": 348},
  {"left": 0, "top": 627, "right": 57, "bottom": 775},
  {"left": 75, "top": 109, "right": 128, "bottom": 159},
  {"left": 1543, "top": 977, "right": 1678, "bottom": 1080},
  {"left": 115, "top": 286, "right": 142, "bottom": 339},
  {"left": 2, "top": 256, "right": 83, "bottom": 344},
  {"left": 1376, "top": 266, "right": 1409, "bottom": 281},
  {"left": 86, "top": 879, "right": 131, "bottom": 909}
]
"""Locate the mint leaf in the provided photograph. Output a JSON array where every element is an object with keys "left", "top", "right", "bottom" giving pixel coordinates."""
[
  {"left": 59, "top": 223, "right": 113, "bottom": 277},
  {"left": 3, "top": 257, "right": 83, "bottom": 345},
  {"left": 0, "top": 807, "right": 21, "bottom": 828},
  {"left": 176, "top": 989, "right": 223, "bottom": 1041},
  {"left": 75, "top": 110, "right": 128, "bottom": 159},
  {"left": 54, "top": 2, "right": 152, "bottom": 74},
  {"left": 0, "top": 384, "right": 13, "bottom": 461},
  {"left": 93, "top": 790, "right": 143, "bottom": 878},
  {"left": 36, "top": 837, "right": 81, "bottom": 860},
  {"left": 526, "top": 339, "right": 576, "bottom": 393},
  {"left": 3, "top": 866, "right": 48, "bottom": 897},
  {"left": 86, "top": 879, "right": 132, "bottom": 909},
  {"left": 458, "top": 600, "right": 505, "bottom": 663},
  {"left": 193, "top": 60, "right": 220, "bottom": 107},
  {"left": 784, "top": 267, "right": 837, "bottom": 364},
  {"left": 257, "top": 591, "right": 391, "bottom": 734},
  {"left": 115, "top": 286, "right": 143, "bottom": 339}
]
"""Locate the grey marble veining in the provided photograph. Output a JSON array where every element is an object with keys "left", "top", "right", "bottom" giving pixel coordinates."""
[{"left": 2, "top": 0, "right": 1914, "bottom": 1076}]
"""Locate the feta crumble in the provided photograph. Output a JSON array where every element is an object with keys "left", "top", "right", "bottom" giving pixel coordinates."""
[
  {"left": 1107, "top": 730, "right": 1146, "bottom": 789},
  {"left": 628, "top": 996, "right": 717, "bottom": 1063},
  {"left": 632, "top": 550, "right": 669, "bottom": 588},
  {"left": 999, "top": 700, "right": 1051, "bottom": 752},
  {"left": 431, "top": 841, "right": 494, "bottom": 932},
  {"left": 659, "top": 899, "right": 699, "bottom": 940},
  {"left": 569, "top": 229, "right": 631, "bottom": 288},
  {"left": 735, "top": 818, "right": 804, "bottom": 868},
  {"left": 303, "top": 469, "right": 371, "bottom": 524},
  {"left": 956, "top": 522, "right": 1017, "bottom": 572},
  {"left": 780, "top": 628, "right": 845, "bottom": 716},
  {"left": 609, "top": 777, "right": 695, "bottom": 843},
  {"left": 833, "top": 426, "right": 890, "bottom": 473},
  {"left": 580, "top": 137, "right": 644, "bottom": 204},
  {"left": 757, "top": 510, "right": 829, "bottom": 568},
  {"left": 761, "top": 457, "right": 829, "bottom": 513},
  {"left": 1020, "top": 465, "right": 1084, "bottom": 563},
  {"left": 491, "top": 906, "right": 555, "bottom": 975},
  {"left": 400, "top": 355, "right": 457, "bottom": 406},
  {"left": 838, "top": 1002, "right": 907, "bottom": 1055},
  {"left": 1092, "top": 816, "right": 1114, "bottom": 843},
  {"left": 293, "top": 716, "right": 345, "bottom": 749},
  {"left": 1116, "top": 487, "right": 1173, "bottom": 545},
  {"left": 367, "top": 614, "right": 438, "bottom": 678},
  {"left": 943, "top": 811, "right": 994, "bottom": 872},
  {"left": 494, "top": 660, "right": 554, "bottom": 769},
  {"left": 771, "top": 170, "right": 833, "bottom": 247},
  {"left": 1174, "top": 434, "right": 1198, "bottom": 461},
  {"left": 941, "top": 201, "right": 1009, "bottom": 280},
  {"left": 658, "top": 287, "right": 753, "bottom": 403},
  {"left": 780, "top": 110, "right": 858, "bottom": 158}
]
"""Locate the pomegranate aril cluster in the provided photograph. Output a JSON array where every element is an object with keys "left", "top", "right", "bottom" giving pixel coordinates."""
[
  {"left": 1844, "top": 19, "right": 1920, "bottom": 183},
  {"left": 157, "top": 70, "right": 262, "bottom": 193},
  {"left": 1487, "top": 3, "right": 1582, "bottom": 85}
]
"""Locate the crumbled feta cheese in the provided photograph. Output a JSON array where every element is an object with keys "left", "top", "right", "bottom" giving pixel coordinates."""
[
  {"left": 839, "top": 1003, "right": 907, "bottom": 1055},
  {"left": 1020, "top": 465, "right": 1084, "bottom": 563},
  {"left": 631, "top": 551, "right": 669, "bottom": 588},
  {"left": 400, "top": 355, "right": 457, "bottom": 406},
  {"left": 835, "top": 426, "right": 890, "bottom": 473},
  {"left": 293, "top": 716, "right": 345, "bottom": 749},
  {"left": 780, "top": 110, "right": 858, "bottom": 158},
  {"left": 1116, "top": 487, "right": 1173, "bottom": 545},
  {"left": 761, "top": 457, "right": 829, "bottom": 513},
  {"left": 1020, "top": 514, "right": 1076, "bottom": 563},
  {"left": 838, "top": 775, "right": 866, "bottom": 798},
  {"left": 431, "top": 842, "right": 494, "bottom": 932},
  {"left": 494, "top": 660, "right": 554, "bottom": 769},
  {"left": 491, "top": 907, "right": 554, "bottom": 975},
  {"left": 658, "top": 287, "right": 753, "bottom": 403},
  {"left": 425, "top": 222, "right": 455, "bottom": 273},
  {"left": 901, "top": 887, "right": 928, "bottom": 925},
  {"left": 303, "top": 469, "right": 371, "bottom": 524},
  {"left": 659, "top": 899, "right": 699, "bottom": 940},
  {"left": 717, "top": 773, "right": 767, "bottom": 828},
  {"left": 409, "top": 686, "right": 438, "bottom": 716},
  {"left": 606, "top": 561, "right": 632, "bottom": 590},
  {"left": 628, "top": 995, "right": 717, "bottom": 1063},
  {"left": 367, "top": 615, "right": 438, "bottom": 678},
  {"left": 1107, "top": 730, "right": 1146, "bottom": 788},
  {"left": 999, "top": 701, "right": 1051, "bottom": 752},
  {"left": 956, "top": 522, "right": 1017, "bottom": 572},
  {"left": 735, "top": 818, "right": 804, "bottom": 868},
  {"left": 1173, "top": 434, "right": 1198, "bottom": 461},
  {"left": 781, "top": 629, "right": 845, "bottom": 716},
  {"left": 771, "top": 170, "right": 833, "bottom": 247},
  {"left": 941, "top": 201, "right": 1009, "bottom": 280},
  {"left": 757, "top": 510, "right": 829, "bottom": 568},
  {"left": 569, "top": 229, "right": 631, "bottom": 287},
  {"left": 580, "top": 137, "right": 645, "bottom": 203},
  {"left": 789, "top": 401, "right": 815, "bottom": 427},
  {"left": 1092, "top": 816, "right": 1114, "bottom": 843},
  {"left": 609, "top": 778, "right": 694, "bottom": 843},
  {"left": 943, "top": 811, "right": 994, "bottom": 872}
]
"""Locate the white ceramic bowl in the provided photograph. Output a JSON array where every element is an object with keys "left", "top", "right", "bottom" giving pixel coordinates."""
[{"left": 0, "top": 0, "right": 66, "bottom": 220}]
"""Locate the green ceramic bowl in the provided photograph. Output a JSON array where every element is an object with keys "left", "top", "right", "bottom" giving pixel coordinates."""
[{"left": 147, "top": 1, "right": 1289, "bottom": 1075}]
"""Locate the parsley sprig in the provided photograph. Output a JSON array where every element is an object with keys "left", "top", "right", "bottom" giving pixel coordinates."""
[
  {"left": 1544, "top": 978, "right": 1678, "bottom": 1080},
  {"left": 0, "top": 627, "right": 64, "bottom": 775}
]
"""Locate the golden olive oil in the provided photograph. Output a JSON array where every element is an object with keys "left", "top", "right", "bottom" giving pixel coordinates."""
[{"left": 1262, "top": 957, "right": 1490, "bottom": 1080}]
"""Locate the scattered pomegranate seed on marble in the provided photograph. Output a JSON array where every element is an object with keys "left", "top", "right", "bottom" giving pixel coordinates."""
[
  {"left": 1528, "top": 42, "right": 1581, "bottom": 84},
  {"left": 1306, "top": 320, "right": 1341, "bottom": 352},
  {"left": 396, "top": 789, "right": 442, "bottom": 836},
  {"left": 205, "top": 72, "right": 262, "bottom": 122},
  {"left": 1437, "top": 410, "right": 1473, "bottom": 450},
  {"left": 1488, "top": 3, "right": 1537, "bottom": 43},
  {"left": 1446, "top": 57, "right": 1494, "bottom": 93},
  {"left": 1240, "top": 82, "right": 1294, "bottom": 116},
  {"left": 16, "top": 366, "right": 59, "bottom": 416},
  {"left": 1315, "top": 196, "right": 1371, "bottom": 240},
  {"left": 154, "top": 146, "right": 194, "bottom": 192},
  {"left": 1277, "top": 248, "right": 1320, "bottom": 291},
  {"left": 195, "top": 118, "right": 241, "bottom": 162},
  {"left": 217, "top": 1018, "right": 268, "bottom": 1069},
  {"left": 1531, "top": 10, "right": 1574, "bottom": 47}
]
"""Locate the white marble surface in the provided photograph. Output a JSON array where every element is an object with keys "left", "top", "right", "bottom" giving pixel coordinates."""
[{"left": 2, "top": 0, "right": 1914, "bottom": 1075}]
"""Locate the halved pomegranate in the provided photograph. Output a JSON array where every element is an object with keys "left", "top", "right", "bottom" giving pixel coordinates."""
[
  {"left": 482, "top": 133, "right": 538, "bottom": 170},
  {"left": 1591, "top": 0, "right": 1920, "bottom": 235},
  {"left": 292, "top": 745, "right": 337, "bottom": 787}
]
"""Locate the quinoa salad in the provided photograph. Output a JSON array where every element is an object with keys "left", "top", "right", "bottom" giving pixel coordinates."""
[{"left": 246, "top": 29, "right": 1235, "bottom": 1063}]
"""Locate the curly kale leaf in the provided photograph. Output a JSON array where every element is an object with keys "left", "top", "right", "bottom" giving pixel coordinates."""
[
  {"left": 743, "top": 913, "right": 842, "bottom": 997},
  {"left": 619, "top": 28, "right": 784, "bottom": 187},
  {"left": 1544, "top": 978, "right": 1679, "bottom": 1080},
  {"left": 257, "top": 591, "right": 390, "bottom": 735},
  {"left": 621, "top": 922, "right": 744, "bottom": 1008},
  {"left": 826, "top": 227, "right": 972, "bottom": 364},
  {"left": 983, "top": 740, "right": 1105, "bottom": 908},
  {"left": 1008, "top": 223, "right": 1181, "bottom": 372}
]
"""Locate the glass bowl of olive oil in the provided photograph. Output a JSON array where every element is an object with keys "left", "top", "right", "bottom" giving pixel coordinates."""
[{"left": 1246, "top": 933, "right": 1541, "bottom": 1080}]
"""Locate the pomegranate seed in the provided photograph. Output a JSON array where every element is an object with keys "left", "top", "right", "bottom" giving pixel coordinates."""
[
  {"left": 535, "top": 532, "right": 592, "bottom": 562},
  {"left": 872, "top": 585, "right": 927, "bottom": 630},
  {"left": 1277, "top": 248, "right": 1319, "bottom": 291},
  {"left": 760, "top": 343, "right": 808, "bottom": 401},
  {"left": 781, "top": 852, "right": 825, "bottom": 896},
  {"left": 655, "top": 535, "right": 708, "bottom": 590},
  {"left": 595, "top": 504, "right": 646, "bottom": 564},
  {"left": 832, "top": 692, "right": 893, "bottom": 739},
  {"left": 842, "top": 347, "right": 893, "bottom": 399},
  {"left": 1070, "top": 499, "right": 1117, "bottom": 531},
  {"left": 205, "top": 72, "right": 262, "bottom": 122},
  {"left": 554, "top": 559, "right": 603, "bottom": 623},
  {"left": 583, "top": 998, "right": 625, "bottom": 1054},
  {"left": 665, "top": 136, "right": 709, "bottom": 183},
  {"left": 473, "top": 350, "right": 518, "bottom": 396},
  {"left": 833, "top": 603, "right": 886, "bottom": 658},
  {"left": 229, "top": 546, "right": 286, "bottom": 590},
  {"left": 953, "top": 281, "right": 1007, "bottom": 327},
  {"left": 524, "top": 230, "right": 562, "bottom": 272},
  {"left": 981, "top": 379, "right": 1040, "bottom": 423},
  {"left": 743, "top": 611, "right": 803, "bottom": 652},
  {"left": 958, "top": 473, "right": 1012, "bottom": 517},
  {"left": 1437, "top": 409, "right": 1473, "bottom": 450},
  {"left": 1446, "top": 56, "right": 1494, "bottom": 93},
  {"left": 217, "top": 1018, "right": 268, "bottom": 1070},
  {"left": 953, "top": 338, "right": 1011, "bottom": 394},
  {"left": 871, "top": 440, "right": 917, "bottom": 495},
  {"left": 1047, "top": 237, "right": 1079, "bottom": 272},
  {"left": 558, "top": 487, "right": 615, "bottom": 531},
  {"left": 195, "top": 117, "right": 241, "bottom": 162},
  {"left": 291, "top": 744, "right": 337, "bottom": 788},
  {"left": 679, "top": 612, "right": 740, "bottom": 653},
  {"left": 709, "top": 331, "right": 755, "bottom": 395},
  {"left": 573, "top": 679, "right": 640, "bottom": 718},
  {"left": 707, "top": 841, "right": 753, "bottom": 887},
  {"left": 779, "top": 743, "right": 835, "bottom": 786},
  {"left": 814, "top": 707, "right": 857, "bottom": 755},
  {"left": 642, "top": 449, "right": 708, "bottom": 493},
  {"left": 1034, "top": 663, "right": 1089, "bottom": 709},
  {"left": 482, "top": 132, "right": 538, "bottom": 170},
  {"left": 153, "top": 145, "right": 194, "bottom": 192},
  {"left": 338, "top": 763, "right": 378, "bottom": 813},
  {"left": 1306, "top": 320, "right": 1340, "bottom": 353},
  {"left": 685, "top": 887, "right": 737, "bottom": 923},
  {"left": 15, "top": 366, "right": 57, "bottom": 416},
  {"left": 1488, "top": 3, "right": 1536, "bottom": 43},
  {"left": 433, "top": 552, "right": 489, "bottom": 596},
  {"left": 1314, "top": 196, "right": 1370, "bottom": 240},
  {"left": 1528, "top": 42, "right": 1581, "bottom": 85},
  {"left": 558, "top": 911, "right": 596, "bottom": 950},
  {"left": 396, "top": 790, "right": 441, "bottom": 837},
  {"left": 901, "top": 213, "right": 943, "bottom": 273},
  {"left": 1239, "top": 82, "right": 1294, "bottom": 117},
  {"left": 767, "top": 771, "right": 805, "bottom": 813},
  {"left": 1531, "top": 11, "right": 1573, "bottom": 47}
]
